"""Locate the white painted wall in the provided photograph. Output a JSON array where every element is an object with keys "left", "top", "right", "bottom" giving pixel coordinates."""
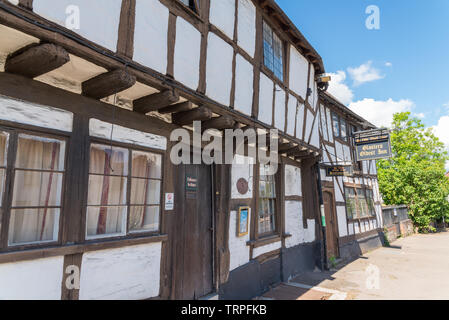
[
  {"left": 33, "top": 0, "right": 121, "bottom": 52},
  {"left": 274, "top": 86, "right": 286, "bottom": 131},
  {"left": 326, "top": 107, "right": 334, "bottom": 143},
  {"left": 336, "top": 205, "right": 348, "bottom": 237},
  {"left": 304, "top": 109, "right": 314, "bottom": 142},
  {"left": 253, "top": 241, "right": 282, "bottom": 258},
  {"left": 296, "top": 103, "right": 305, "bottom": 140},
  {"left": 309, "top": 119, "right": 320, "bottom": 148},
  {"left": 0, "top": 95, "right": 73, "bottom": 132},
  {"left": 89, "top": 119, "right": 167, "bottom": 150},
  {"left": 0, "top": 256, "right": 63, "bottom": 300},
  {"left": 231, "top": 154, "right": 254, "bottom": 199},
  {"left": 285, "top": 165, "right": 302, "bottom": 197},
  {"left": 79, "top": 242, "right": 162, "bottom": 300},
  {"left": 209, "top": 0, "right": 235, "bottom": 40},
  {"left": 237, "top": 0, "right": 256, "bottom": 58},
  {"left": 286, "top": 95, "right": 297, "bottom": 136},
  {"left": 258, "top": 72, "right": 274, "bottom": 125},
  {"left": 229, "top": 210, "right": 251, "bottom": 271},
  {"left": 284, "top": 201, "right": 315, "bottom": 248},
  {"left": 289, "top": 46, "right": 309, "bottom": 99},
  {"left": 234, "top": 54, "right": 254, "bottom": 116},
  {"left": 174, "top": 17, "right": 201, "bottom": 90},
  {"left": 134, "top": 0, "right": 169, "bottom": 74},
  {"left": 206, "top": 33, "right": 234, "bottom": 106},
  {"left": 334, "top": 178, "right": 344, "bottom": 202}
]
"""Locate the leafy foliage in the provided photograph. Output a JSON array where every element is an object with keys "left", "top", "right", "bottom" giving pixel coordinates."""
[{"left": 377, "top": 112, "right": 449, "bottom": 232}]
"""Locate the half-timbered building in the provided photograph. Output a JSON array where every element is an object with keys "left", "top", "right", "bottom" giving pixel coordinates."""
[
  {"left": 0, "top": 0, "right": 332, "bottom": 300},
  {"left": 318, "top": 92, "right": 384, "bottom": 264}
]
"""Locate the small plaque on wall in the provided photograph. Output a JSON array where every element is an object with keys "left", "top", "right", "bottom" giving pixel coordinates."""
[{"left": 237, "top": 207, "right": 250, "bottom": 237}]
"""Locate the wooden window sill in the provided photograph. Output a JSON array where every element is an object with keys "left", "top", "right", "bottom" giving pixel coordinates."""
[
  {"left": 0, "top": 234, "right": 168, "bottom": 265},
  {"left": 246, "top": 234, "right": 283, "bottom": 249}
]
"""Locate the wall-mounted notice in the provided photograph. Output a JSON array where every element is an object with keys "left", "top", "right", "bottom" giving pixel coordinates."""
[{"left": 165, "top": 193, "right": 174, "bottom": 211}]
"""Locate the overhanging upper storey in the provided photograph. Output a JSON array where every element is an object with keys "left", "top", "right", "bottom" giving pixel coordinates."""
[{"left": 0, "top": 0, "right": 326, "bottom": 159}]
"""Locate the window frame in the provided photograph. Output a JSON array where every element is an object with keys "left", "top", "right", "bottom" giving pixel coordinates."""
[
  {"left": 262, "top": 19, "right": 285, "bottom": 82},
  {"left": 0, "top": 124, "right": 70, "bottom": 252},
  {"left": 344, "top": 186, "right": 376, "bottom": 221},
  {"left": 253, "top": 163, "right": 282, "bottom": 240},
  {"left": 84, "top": 137, "right": 165, "bottom": 242}
]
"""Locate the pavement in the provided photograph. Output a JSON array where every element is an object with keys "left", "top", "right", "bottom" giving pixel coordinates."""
[{"left": 258, "top": 231, "right": 449, "bottom": 300}]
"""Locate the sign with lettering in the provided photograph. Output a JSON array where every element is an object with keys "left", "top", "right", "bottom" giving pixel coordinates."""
[
  {"left": 185, "top": 175, "right": 198, "bottom": 192},
  {"left": 354, "top": 129, "right": 392, "bottom": 161},
  {"left": 165, "top": 193, "right": 174, "bottom": 211},
  {"left": 325, "top": 165, "right": 353, "bottom": 177}
]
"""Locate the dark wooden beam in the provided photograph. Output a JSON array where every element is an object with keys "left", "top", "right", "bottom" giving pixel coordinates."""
[
  {"left": 279, "top": 143, "right": 296, "bottom": 153},
  {"left": 202, "top": 116, "right": 236, "bottom": 131},
  {"left": 82, "top": 69, "right": 136, "bottom": 99},
  {"left": 158, "top": 101, "right": 193, "bottom": 114},
  {"left": 134, "top": 90, "right": 180, "bottom": 114},
  {"left": 5, "top": 43, "right": 70, "bottom": 78},
  {"left": 172, "top": 106, "right": 212, "bottom": 126}
]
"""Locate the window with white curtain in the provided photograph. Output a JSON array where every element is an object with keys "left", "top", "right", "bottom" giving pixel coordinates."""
[
  {"left": 7, "top": 133, "right": 66, "bottom": 246},
  {"left": 258, "top": 164, "right": 277, "bottom": 235},
  {"left": 86, "top": 143, "right": 162, "bottom": 239}
]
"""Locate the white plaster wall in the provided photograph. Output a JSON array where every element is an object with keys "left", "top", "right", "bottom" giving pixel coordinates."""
[
  {"left": 363, "top": 161, "right": 368, "bottom": 174},
  {"left": 274, "top": 86, "right": 286, "bottom": 131},
  {"left": 289, "top": 46, "right": 309, "bottom": 99},
  {"left": 326, "top": 107, "right": 334, "bottom": 143},
  {"left": 320, "top": 104, "right": 329, "bottom": 142},
  {"left": 304, "top": 109, "right": 314, "bottom": 142},
  {"left": 296, "top": 103, "right": 305, "bottom": 140},
  {"left": 89, "top": 119, "right": 167, "bottom": 150},
  {"left": 237, "top": 0, "right": 256, "bottom": 58},
  {"left": 258, "top": 72, "right": 274, "bottom": 125},
  {"left": 343, "top": 144, "right": 352, "bottom": 162},
  {"left": 174, "top": 17, "right": 201, "bottom": 90},
  {"left": 334, "top": 178, "right": 344, "bottom": 202},
  {"left": 206, "top": 33, "right": 234, "bottom": 106},
  {"left": 285, "top": 201, "right": 315, "bottom": 248},
  {"left": 210, "top": 0, "right": 235, "bottom": 40},
  {"left": 234, "top": 54, "right": 254, "bottom": 116},
  {"left": 0, "top": 256, "right": 63, "bottom": 300},
  {"left": 336, "top": 205, "right": 348, "bottom": 237},
  {"left": 229, "top": 210, "right": 251, "bottom": 271},
  {"left": 335, "top": 141, "right": 344, "bottom": 162},
  {"left": 348, "top": 222, "right": 355, "bottom": 236},
  {"left": 33, "top": 0, "right": 121, "bottom": 52},
  {"left": 286, "top": 95, "right": 297, "bottom": 136},
  {"left": 134, "top": 0, "right": 169, "bottom": 74},
  {"left": 309, "top": 119, "right": 320, "bottom": 148},
  {"left": 253, "top": 241, "right": 282, "bottom": 258},
  {"left": 285, "top": 165, "right": 302, "bottom": 197},
  {"left": 0, "top": 95, "right": 73, "bottom": 132},
  {"left": 79, "top": 242, "right": 162, "bottom": 300},
  {"left": 231, "top": 154, "right": 254, "bottom": 199}
]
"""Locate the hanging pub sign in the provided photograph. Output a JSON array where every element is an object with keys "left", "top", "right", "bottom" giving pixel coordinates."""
[
  {"left": 325, "top": 165, "right": 353, "bottom": 177},
  {"left": 354, "top": 129, "right": 392, "bottom": 161}
]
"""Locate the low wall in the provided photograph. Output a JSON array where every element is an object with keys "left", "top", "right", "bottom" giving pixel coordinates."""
[{"left": 382, "top": 206, "right": 414, "bottom": 243}]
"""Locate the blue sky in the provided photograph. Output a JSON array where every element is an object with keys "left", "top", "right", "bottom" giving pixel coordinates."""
[{"left": 276, "top": 0, "right": 449, "bottom": 168}]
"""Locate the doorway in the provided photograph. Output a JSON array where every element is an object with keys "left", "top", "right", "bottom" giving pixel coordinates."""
[
  {"left": 323, "top": 191, "right": 340, "bottom": 260},
  {"left": 173, "top": 164, "right": 214, "bottom": 299}
]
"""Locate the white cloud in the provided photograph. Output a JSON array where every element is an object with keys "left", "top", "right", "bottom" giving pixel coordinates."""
[
  {"left": 348, "top": 98, "right": 414, "bottom": 128},
  {"left": 414, "top": 112, "right": 425, "bottom": 119},
  {"left": 347, "top": 61, "right": 384, "bottom": 86},
  {"left": 327, "top": 71, "right": 354, "bottom": 105},
  {"left": 385, "top": 62, "right": 393, "bottom": 67}
]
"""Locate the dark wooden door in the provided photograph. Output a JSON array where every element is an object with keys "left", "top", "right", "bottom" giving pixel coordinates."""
[
  {"left": 174, "top": 164, "right": 214, "bottom": 300},
  {"left": 323, "top": 191, "right": 339, "bottom": 259}
]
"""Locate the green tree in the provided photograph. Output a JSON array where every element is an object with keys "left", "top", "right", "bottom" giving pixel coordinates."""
[{"left": 377, "top": 112, "right": 449, "bottom": 232}]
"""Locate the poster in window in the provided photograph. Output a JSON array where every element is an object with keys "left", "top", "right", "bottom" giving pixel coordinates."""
[{"left": 237, "top": 207, "right": 250, "bottom": 237}]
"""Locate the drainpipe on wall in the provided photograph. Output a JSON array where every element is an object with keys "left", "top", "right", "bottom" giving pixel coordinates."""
[{"left": 316, "top": 164, "right": 328, "bottom": 271}]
